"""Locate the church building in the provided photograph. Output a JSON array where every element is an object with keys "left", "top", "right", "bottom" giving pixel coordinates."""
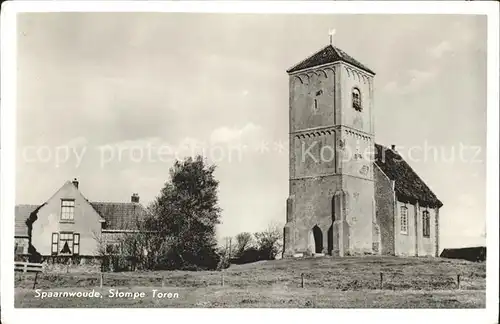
[{"left": 283, "top": 43, "right": 443, "bottom": 258}]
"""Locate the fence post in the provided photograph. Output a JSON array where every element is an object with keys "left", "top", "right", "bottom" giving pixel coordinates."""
[
  {"left": 379, "top": 272, "right": 383, "bottom": 289},
  {"left": 301, "top": 273, "right": 305, "bottom": 288},
  {"left": 457, "top": 274, "right": 461, "bottom": 290},
  {"left": 32, "top": 271, "right": 38, "bottom": 290},
  {"left": 100, "top": 272, "right": 103, "bottom": 288},
  {"left": 221, "top": 271, "right": 225, "bottom": 287},
  {"left": 161, "top": 276, "right": 165, "bottom": 288}
]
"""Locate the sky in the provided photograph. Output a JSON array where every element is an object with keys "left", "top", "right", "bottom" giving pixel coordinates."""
[{"left": 16, "top": 13, "right": 487, "bottom": 249}]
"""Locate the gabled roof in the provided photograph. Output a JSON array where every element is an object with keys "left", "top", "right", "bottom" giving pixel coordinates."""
[
  {"left": 375, "top": 143, "right": 443, "bottom": 208},
  {"left": 15, "top": 204, "right": 38, "bottom": 237},
  {"left": 90, "top": 202, "right": 148, "bottom": 230},
  {"left": 15, "top": 201, "right": 148, "bottom": 235},
  {"left": 287, "top": 44, "right": 375, "bottom": 75}
]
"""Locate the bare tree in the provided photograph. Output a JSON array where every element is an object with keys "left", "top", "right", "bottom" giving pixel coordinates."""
[
  {"left": 254, "top": 222, "right": 283, "bottom": 260},
  {"left": 235, "top": 232, "right": 253, "bottom": 256}
]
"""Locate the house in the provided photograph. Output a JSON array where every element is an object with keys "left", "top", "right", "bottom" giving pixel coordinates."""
[
  {"left": 14, "top": 178, "right": 148, "bottom": 260},
  {"left": 282, "top": 43, "right": 443, "bottom": 257},
  {"left": 440, "top": 246, "right": 486, "bottom": 262}
]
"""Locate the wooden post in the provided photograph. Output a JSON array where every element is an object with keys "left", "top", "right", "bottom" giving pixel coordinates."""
[
  {"left": 457, "top": 274, "right": 461, "bottom": 290},
  {"left": 380, "top": 272, "right": 383, "bottom": 289},
  {"left": 100, "top": 272, "right": 103, "bottom": 288},
  {"left": 301, "top": 273, "right": 305, "bottom": 288},
  {"left": 162, "top": 276, "right": 165, "bottom": 288},
  {"left": 32, "top": 272, "right": 38, "bottom": 290},
  {"left": 221, "top": 271, "right": 225, "bottom": 287}
]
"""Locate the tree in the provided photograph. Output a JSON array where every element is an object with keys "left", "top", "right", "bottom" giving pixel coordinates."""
[
  {"left": 254, "top": 223, "right": 283, "bottom": 260},
  {"left": 93, "top": 156, "right": 222, "bottom": 271},
  {"left": 148, "top": 155, "right": 222, "bottom": 270},
  {"left": 235, "top": 232, "right": 253, "bottom": 256}
]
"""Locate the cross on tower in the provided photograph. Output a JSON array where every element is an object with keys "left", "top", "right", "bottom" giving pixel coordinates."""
[{"left": 329, "top": 29, "right": 336, "bottom": 45}]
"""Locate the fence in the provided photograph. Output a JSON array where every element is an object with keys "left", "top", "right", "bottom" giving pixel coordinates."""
[
  {"left": 15, "top": 262, "right": 43, "bottom": 290},
  {"left": 14, "top": 262, "right": 43, "bottom": 273},
  {"left": 15, "top": 269, "right": 479, "bottom": 291}
]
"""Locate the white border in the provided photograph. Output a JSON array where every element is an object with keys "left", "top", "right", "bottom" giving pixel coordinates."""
[{"left": 1, "top": 2, "right": 498, "bottom": 324}]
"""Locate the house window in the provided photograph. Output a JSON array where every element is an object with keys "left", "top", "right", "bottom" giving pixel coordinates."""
[
  {"left": 59, "top": 232, "right": 74, "bottom": 255},
  {"left": 73, "top": 233, "right": 80, "bottom": 255},
  {"left": 61, "top": 199, "right": 75, "bottom": 221},
  {"left": 422, "top": 211, "right": 430, "bottom": 238},
  {"left": 15, "top": 243, "right": 24, "bottom": 255},
  {"left": 400, "top": 206, "right": 408, "bottom": 234},
  {"left": 352, "top": 87, "right": 362, "bottom": 111},
  {"left": 51, "top": 233, "right": 59, "bottom": 255}
]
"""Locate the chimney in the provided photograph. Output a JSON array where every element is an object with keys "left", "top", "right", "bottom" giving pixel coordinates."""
[
  {"left": 72, "top": 178, "right": 79, "bottom": 189},
  {"left": 131, "top": 193, "right": 140, "bottom": 203},
  {"left": 391, "top": 144, "right": 396, "bottom": 151}
]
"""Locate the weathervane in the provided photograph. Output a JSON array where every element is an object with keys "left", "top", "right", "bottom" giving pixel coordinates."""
[{"left": 329, "top": 28, "right": 336, "bottom": 45}]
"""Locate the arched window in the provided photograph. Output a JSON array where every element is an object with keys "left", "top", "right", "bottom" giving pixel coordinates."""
[
  {"left": 352, "top": 87, "right": 362, "bottom": 111},
  {"left": 422, "top": 211, "right": 430, "bottom": 238}
]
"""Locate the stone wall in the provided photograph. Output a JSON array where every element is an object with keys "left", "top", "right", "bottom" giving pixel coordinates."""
[
  {"left": 343, "top": 176, "right": 376, "bottom": 255},
  {"left": 338, "top": 64, "right": 374, "bottom": 134},
  {"left": 284, "top": 176, "right": 342, "bottom": 256},
  {"left": 374, "top": 165, "right": 395, "bottom": 255},
  {"left": 289, "top": 67, "right": 337, "bottom": 132}
]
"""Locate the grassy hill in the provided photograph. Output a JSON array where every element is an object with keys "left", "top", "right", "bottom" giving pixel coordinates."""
[{"left": 15, "top": 256, "right": 486, "bottom": 308}]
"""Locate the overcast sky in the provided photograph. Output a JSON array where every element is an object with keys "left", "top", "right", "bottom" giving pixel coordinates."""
[{"left": 16, "top": 13, "right": 486, "bottom": 249}]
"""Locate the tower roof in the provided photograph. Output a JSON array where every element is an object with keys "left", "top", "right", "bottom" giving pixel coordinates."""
[{"left": 286, "top": 45, "right": 375, "bottom": 75}]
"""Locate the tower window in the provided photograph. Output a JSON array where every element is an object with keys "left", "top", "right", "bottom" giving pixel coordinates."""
[
  {"left": 352, "top": 87, "right": 362, "bottom": 111},
  {"left": 314, "top": 99, "right": 318, "bottom": 111}
]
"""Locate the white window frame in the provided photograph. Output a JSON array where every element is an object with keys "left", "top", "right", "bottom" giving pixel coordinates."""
[
  {"left": 73, "top": 233, "right": 80, "bottom": 255},
  {"left": 59, "top": 232, "right": 74, "bottom": 255},
  {"left": 400, "top": 206, "right": 408, "bottom": 234},
  {"left": 60, "top": 199, "right": 75, "bottom": 222},
  {"left": 51, "top": 233, "right": 59, "bottom": 255}
]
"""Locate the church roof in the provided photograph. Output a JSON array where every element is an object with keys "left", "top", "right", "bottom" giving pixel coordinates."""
[
  {"left": 375, "top": 144, "right": 443, "bottom": 208},
  {"left": 287, "top": 45, "right": 375, "bottom": 75}
]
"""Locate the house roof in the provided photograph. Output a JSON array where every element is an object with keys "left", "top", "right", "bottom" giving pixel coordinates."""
[
  {"left": 90, "top": 202, "right": 148, "bottom": 230},
  {"left": 375, "top": 144, "right": 443, "bottom": 208},
  {"left": 15, "top": 204, "right": 38, "bottom": 237},
  {"left": 287, "top": 45, "right": 375, "bottom": 75},
  {"left": 15, "top": 201, "right": 148, "bottom": 236}
]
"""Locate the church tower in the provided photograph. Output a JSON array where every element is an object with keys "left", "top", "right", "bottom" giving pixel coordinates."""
[{"left": 283, "top": 43, "right": 380, "bottom": 257}]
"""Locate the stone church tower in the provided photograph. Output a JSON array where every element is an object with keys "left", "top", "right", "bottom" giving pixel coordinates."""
[{"left": 283, "top": 44, "right": 381, "bottom": 257}]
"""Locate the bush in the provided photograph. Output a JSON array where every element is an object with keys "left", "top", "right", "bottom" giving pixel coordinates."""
[{"left": 231, "top": 247, "right": 263, "bottom": 264}]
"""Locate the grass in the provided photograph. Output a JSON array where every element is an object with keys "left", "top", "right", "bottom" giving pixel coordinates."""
[{"left": 14, "top": 256, "right": 486, "bottom": 308}]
